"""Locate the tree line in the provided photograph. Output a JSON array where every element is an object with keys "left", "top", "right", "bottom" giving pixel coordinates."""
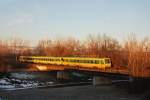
[{"left": 0, "top": 33, "right": 150, "bottom": 77}]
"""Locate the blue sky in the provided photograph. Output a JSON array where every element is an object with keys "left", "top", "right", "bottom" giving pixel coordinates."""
[{"left": 0, "top": 0, "right": 150, "bottom": 43}]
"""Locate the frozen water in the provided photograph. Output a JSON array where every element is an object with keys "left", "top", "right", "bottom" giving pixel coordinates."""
[
  {"left": 0, "top": 72, "right": 54, "bottom": 90},
  {"left": 0, "top": 79, "right": 10, "bottom": 84},
  {"left": 11, "top": 73, "right": 34, "bottom": 79},
  {"left": 0, "top": 78, "right": 53, "bottom": 90},
  {"left": 0, "top": 78, "right": 15, "bottom": 89},
  {"left": 0, "top": 84, "right": 15, "bottom": 88}
]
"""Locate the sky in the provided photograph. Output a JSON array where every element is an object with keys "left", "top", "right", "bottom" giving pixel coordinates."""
[{"left": 0, "top": 0, "right": 150, "bottom": 44}]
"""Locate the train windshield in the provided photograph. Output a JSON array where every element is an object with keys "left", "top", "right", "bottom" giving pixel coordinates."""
[{"left": 105, "top": 59, "right": 110, "bottom": 64}]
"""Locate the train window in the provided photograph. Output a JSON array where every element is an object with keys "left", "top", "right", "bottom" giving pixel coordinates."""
[
  {"left": 84, "top": 60, "right": 88, "bottom": 63},
  {"left": 95, "top": 60, "right": 99, "bottom": 64},
  {"left": 88, "top": 60, "right": 91, "bottom": 63},
  {"left": 105, "top": 59, "right": 110, "bottom": 64},
  {"left": 79, "top": 60, "right": 82, "bottom": 63},
  {"left": 78, "top": 60, "right": 82, "bottom": 63},
  {"left": 93, "top": 60, "right": 96, "bottom": 64},
  {"left": 101, "top": 60, "right": 104, "bottom": 64},
  {"left": 76, "top": 60, "right": 79, "bottom": 62},
  {"left": 83, "top": 60, "right": 87, "bottom": 63},
  {"left": 73, "top": 60, "right": 76, "bottom": 62},
  {"left": 82, "top": 60, "right": 85, "bottom": 63},
  {"left": 61, "top": 58, "right": 64, "bottom": 61},
  {"left": 89, "top": 60, "right": 93, "bottom": 63},
  {"left": 72, "top": 59, "right": 75, "bottom": 62},
  {"left": 27, "top": 58, "right": 31, "bottom": 60},
  {"left": 67, "top": 59, "right": 69, "bottom": 62},
  {"left": 93, "top": 60, "right": 96, "bottom": 63},
  {"left": 56, "top": 59, "right": 60, "bottom": 61},
  {"left": 86, "top": 60, "right": 90, "bottom": 63},
  {"left": 96, "top": 60, "right": 99, "bottom": 64}
]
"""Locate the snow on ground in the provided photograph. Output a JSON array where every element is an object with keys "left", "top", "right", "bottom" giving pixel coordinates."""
[
  {"left": 0, "top": 78, "right": 54, "bottom": 90},
  {"left": 10, "top": 73, "right": 35, "bottom": 79}
]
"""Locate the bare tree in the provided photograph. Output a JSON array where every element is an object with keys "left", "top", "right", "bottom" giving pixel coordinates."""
[{"left": 124, "top": 33, "right": 150, "bottom": 77}]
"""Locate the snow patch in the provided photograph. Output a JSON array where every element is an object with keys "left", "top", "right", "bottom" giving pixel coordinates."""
[
  {"left": 0, "top": 78, "right": 53, "bottom": 90},
  {"left": 11, "top": 73, "right": 34, "bottom": 79}
]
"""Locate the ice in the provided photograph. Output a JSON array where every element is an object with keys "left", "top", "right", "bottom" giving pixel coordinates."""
[
  {"left": 0, "top": 78, "right": 15, "bottom": 89},
  {"left": 0, "top": 84, "right": 15, "bottom": 88},
  {"left": 20, "top": 82, "right": 38, "bottom": 88},
  {"left": 0, "top": 78, "right": 53, "bottom": 90},
  {"left": 0, "top": 72, "right": 54, "bottom": 90},
  {"left": 0, "top": 79, "right": 10, "bottom": 85},
  {"left": 46, "top": 81, "right": 54, "bottom": 85},
  {"left": 11, "top": 73, "right": 34, "bottom": 79}
]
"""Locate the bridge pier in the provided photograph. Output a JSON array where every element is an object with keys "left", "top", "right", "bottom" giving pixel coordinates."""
[
  {"left": 93, "top": 76, "right": 111, "bottom": 86},
  {"left": 57, "top": 71, "right": 71, "bottom": 80}
]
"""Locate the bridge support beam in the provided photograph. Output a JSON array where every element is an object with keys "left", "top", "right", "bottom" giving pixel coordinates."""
[
  {"left": 57, "top": 71, "right": 70, "bottom": 80},
  {"left": 93, "top": 76, "right": 111, "bottom": 86}
]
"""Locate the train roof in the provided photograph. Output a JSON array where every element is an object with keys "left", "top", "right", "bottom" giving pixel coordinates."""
[{"left": 19, "top": 56, "right": 110, "bottom": 60}]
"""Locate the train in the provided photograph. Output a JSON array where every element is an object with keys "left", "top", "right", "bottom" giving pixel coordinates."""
[{"left": 17, "top": 56, "right": 111, "bottom": 69}]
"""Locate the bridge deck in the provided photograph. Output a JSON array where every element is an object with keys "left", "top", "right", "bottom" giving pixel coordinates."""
[
  {"left": 32, "top": 63, "right": 129, "bottom": 75},
  {"left": 31, "top": 64, "right": 150, "bottom": 78}
]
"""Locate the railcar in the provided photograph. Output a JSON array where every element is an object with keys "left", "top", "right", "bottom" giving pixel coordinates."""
[{"left": 17, "top": 56, "right": 111, "bottom": 69}]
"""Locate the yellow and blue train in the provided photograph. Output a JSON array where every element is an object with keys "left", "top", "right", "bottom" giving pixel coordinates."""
[{"left": 17, "top": 56, "right": 111, "bottom": 69}]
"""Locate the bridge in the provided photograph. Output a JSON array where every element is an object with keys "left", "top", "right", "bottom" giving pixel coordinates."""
[{"left": 17, "top": 56, "right": 150, "bottom": 85}]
